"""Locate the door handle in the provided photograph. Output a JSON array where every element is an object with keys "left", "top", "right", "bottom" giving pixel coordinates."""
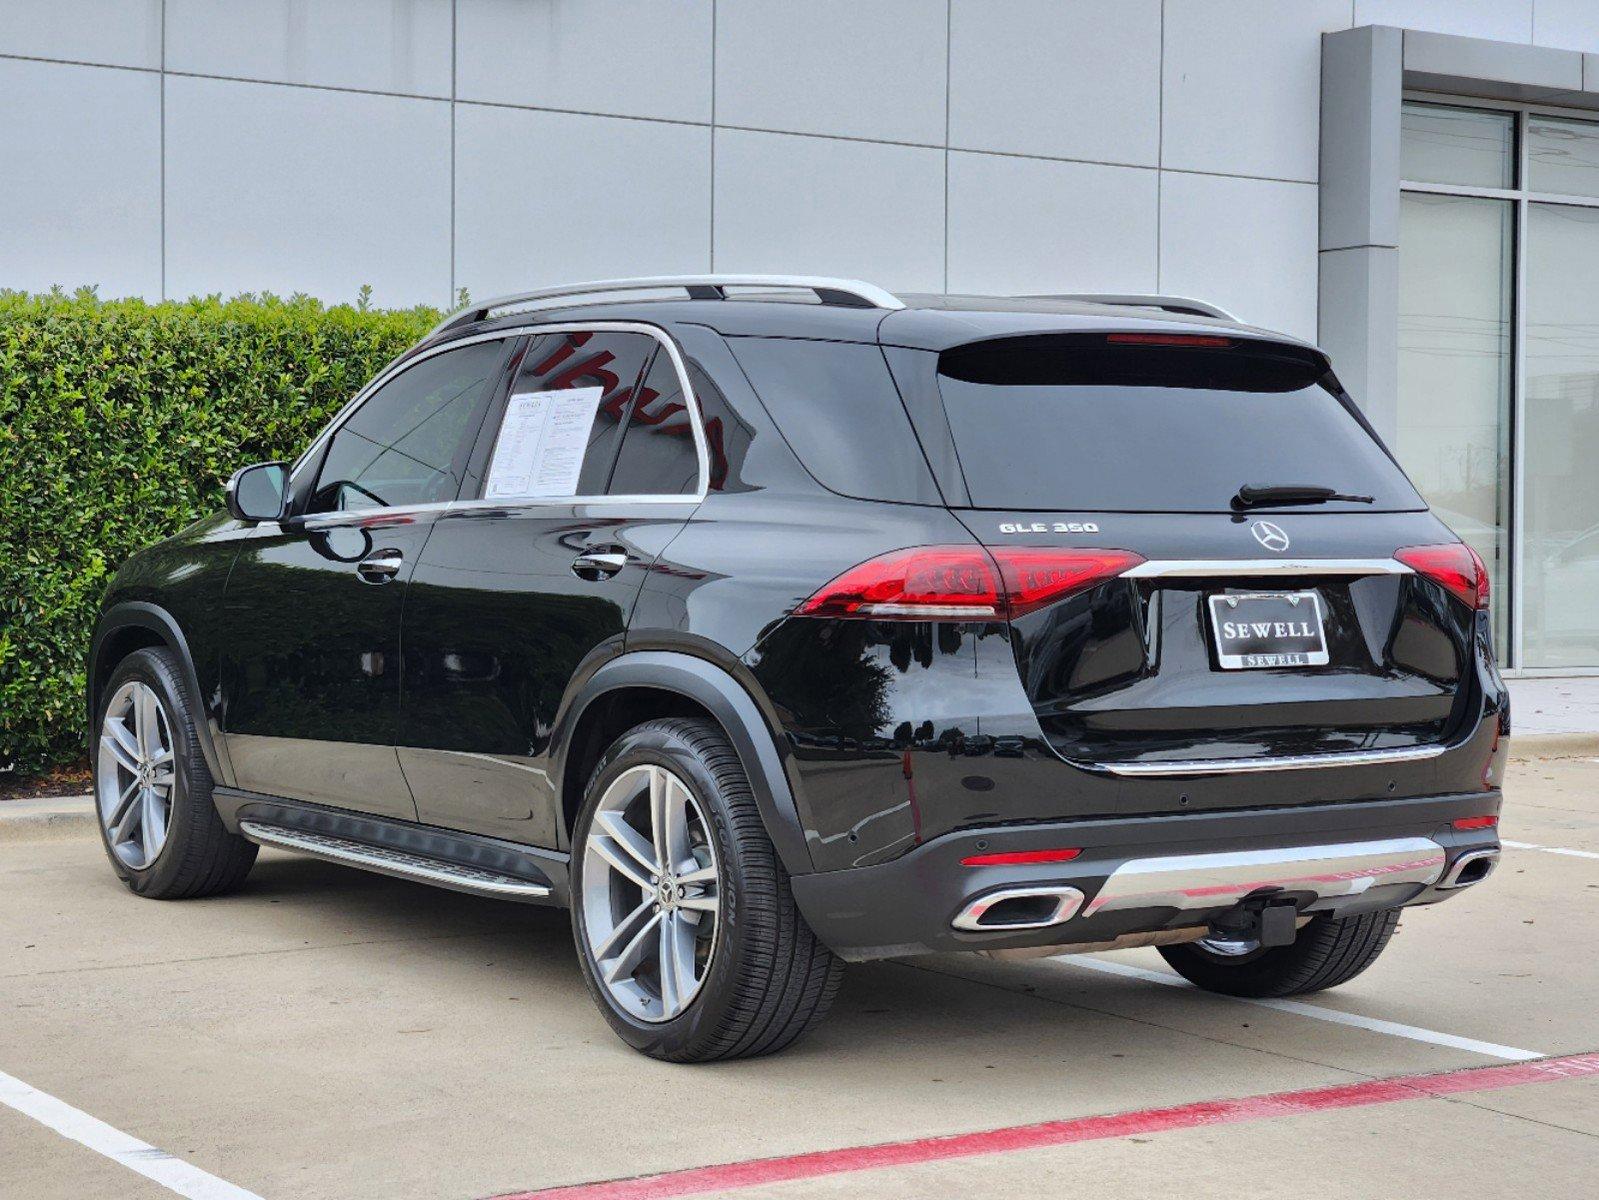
[
  {"left": 571, "top": 549, "right": 628, "bottom": 580},
  {"left": 356, "top": 547, "right": 404, "bottom": 583}
]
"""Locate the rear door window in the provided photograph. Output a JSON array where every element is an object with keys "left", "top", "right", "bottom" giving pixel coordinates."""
[
  {"left": 933, "top": 335, "right": 1424, "bottom": 512},
  {"left": 480, "top": 329, "right": 660, "bottom": 499},
  {"left": 608, "top": 350, "right": 701, "bottom": 496}
]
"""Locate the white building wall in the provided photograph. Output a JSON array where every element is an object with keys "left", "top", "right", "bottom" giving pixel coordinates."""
[{"left": 5, "top": 1, "right": 1599, "bottom": 337}]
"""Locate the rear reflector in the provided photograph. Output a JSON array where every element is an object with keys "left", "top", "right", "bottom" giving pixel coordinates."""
[
  {"left": 1395, "top": 542, "right": 1491, "bottom": 611},
  {"left": 795, "top": 546, "right": 1144, "bottom": 621},
  {"left": 1452, "top": 815, "right": 1499, "bottom": 831},
  {"left": 960, "top": 847, "right": 1083, "bottom": 867},
  {"left": 1105, "top": 332, "right": 1233, "bottom": 348}
]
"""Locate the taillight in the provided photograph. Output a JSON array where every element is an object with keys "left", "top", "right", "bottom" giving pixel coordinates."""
[
  {"left": 1452, "top": 815, "right": 1499, "bottom": 831},
  {"left": 1395, "top": 542, "right": 1490, "bottom": 611},
  {"left": 993, "top": 548, "right": 1147, "bottom": 618},
  {"left": 795, "top": 546, "right": 1144, "bottom": 621}
]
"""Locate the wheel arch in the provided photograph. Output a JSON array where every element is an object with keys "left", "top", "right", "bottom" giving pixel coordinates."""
[
  {"left": 89, "top": 602, "right": 229, "bottom": 785},
  {"left": 554, "top": 651, "right": 814, "bottom": 875}
]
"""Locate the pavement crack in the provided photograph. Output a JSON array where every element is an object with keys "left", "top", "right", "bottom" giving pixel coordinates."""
[{"left": 1436, "top": 1093, "right": 1599, "bottom": 1142}]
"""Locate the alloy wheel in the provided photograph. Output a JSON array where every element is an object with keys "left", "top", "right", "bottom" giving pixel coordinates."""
[
  {"left": 580, "top": 764, "right": 720, "bottom": 1023},
  {"left": 96, "top": 681, "right": 176, "bottom": 870}
]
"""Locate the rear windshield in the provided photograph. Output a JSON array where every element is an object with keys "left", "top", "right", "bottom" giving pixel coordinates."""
[{"left": 935, "top": 335, "right": 1424, "bottom": 512}]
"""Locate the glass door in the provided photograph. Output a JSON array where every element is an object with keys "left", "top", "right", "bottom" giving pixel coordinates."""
[
  {"left": 1397, "top": 102, "right": 1515, "bottom": 656},
  {"left": 1399, "top": 100, "right": 1599, "bottom": 670}
]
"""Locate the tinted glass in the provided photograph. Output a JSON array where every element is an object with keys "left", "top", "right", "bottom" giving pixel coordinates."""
[
  {"left": 727, "top": 337, "right": 939, "bottom": 504},
  {"left": 486, "top": 330, "right": 658, "bottom": 498},
  {"left": 310, "top": 340, "right": 505, "bottom": 513},
  {"left": 1401, "top": 102, "right": 1515, "bottom": 189},
  {"left": 934, "top": 336, "right": 1423, "bottom": 513},
  {"left": 608, "top": 351, "right": 701, "bottom": 495},
  {"left": 1528, "top": 114, "right": 1599, "bottom": 199}
]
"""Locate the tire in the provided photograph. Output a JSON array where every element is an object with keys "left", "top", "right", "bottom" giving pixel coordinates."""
[
  {"left": 570, "top": 717, "right": 843, "bottom": 1062},
  {"left": 92, "top": 646, "right": 257, "bottom": 899},
  {"left": 1157, "top": 909, "right": 1402, "bottom": 998}
]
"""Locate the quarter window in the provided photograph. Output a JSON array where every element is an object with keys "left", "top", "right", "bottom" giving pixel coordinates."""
[{"left": 309, "top": 340, "right": 506, "bottom": 514}]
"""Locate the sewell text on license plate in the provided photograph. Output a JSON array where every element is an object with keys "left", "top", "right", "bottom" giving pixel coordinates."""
[{"left": 1207, "top": 590, "right": 1329, "bottom": 670}]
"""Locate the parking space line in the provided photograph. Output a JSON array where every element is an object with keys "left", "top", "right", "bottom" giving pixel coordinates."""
[
  {"left": 0, "top": 1068, "right": 263, "bottom": 1200},
  {"left": 489, "top": 1053, "right": 1599, "bottom": 1200},
  {"left": 1058, "top": 957, "right": 1544, "bottom": 1061},
  {"left": 1504, "top": 839, "right": 1599, "bottom": 860}
]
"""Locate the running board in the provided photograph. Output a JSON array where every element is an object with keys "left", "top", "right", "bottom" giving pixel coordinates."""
[{"left": 239, "top": 820, "right": 555, "bottom": 901}]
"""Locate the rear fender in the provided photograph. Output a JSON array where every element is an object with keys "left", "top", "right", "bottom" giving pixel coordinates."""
[{"left": 553, "top": 651, "right": 814, "bottom": 875}]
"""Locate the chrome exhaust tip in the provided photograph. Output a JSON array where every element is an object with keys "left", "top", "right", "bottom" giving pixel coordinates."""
[
  {"left": 1438, "top": 847, "right": 1500, "bottom": 890},
  {"left": 953, "top": 886, "right": 1085, "bottom": 932}
]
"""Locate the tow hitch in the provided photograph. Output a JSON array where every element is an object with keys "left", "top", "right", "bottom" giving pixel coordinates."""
[{"left": 1203, "top": 899, "right": 1301, "bottom": 955}]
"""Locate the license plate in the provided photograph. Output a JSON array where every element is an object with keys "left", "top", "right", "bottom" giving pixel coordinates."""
[{"left": 1207, "top": 590, "right": 1328, "bottom": 670}]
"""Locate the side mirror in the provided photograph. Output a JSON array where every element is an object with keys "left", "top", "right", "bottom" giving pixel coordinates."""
[{"left": 226, "top": 462, "right": 288, "bottom": 522}]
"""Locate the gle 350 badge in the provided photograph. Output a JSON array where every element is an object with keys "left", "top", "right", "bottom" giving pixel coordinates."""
[{"left": 998, "top": 520, "right": 1101, "bottom": 535}]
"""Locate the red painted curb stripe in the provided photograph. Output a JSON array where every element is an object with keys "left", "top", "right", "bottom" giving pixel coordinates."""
[{"left": 491, "top": 1052, "right": 1599, "bottom": 1200}]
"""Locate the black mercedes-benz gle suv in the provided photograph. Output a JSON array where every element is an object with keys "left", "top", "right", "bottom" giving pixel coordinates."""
[{"left": 88, "top": 276, "right": 1507, "bottom": 1061}]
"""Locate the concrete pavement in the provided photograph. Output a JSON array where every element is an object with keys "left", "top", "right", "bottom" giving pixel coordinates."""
[{"left": 2, "top": 746, "right": 1597, "bottom": 1199}]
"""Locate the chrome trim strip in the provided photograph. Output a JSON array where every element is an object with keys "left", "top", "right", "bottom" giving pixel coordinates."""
[
  {"left": 295, "top": 500, "right": 456, "bottom": 531},
  {"left": 290, "top": 320, "right": 710, "bottom": 508},
  {"left": 953, "top": 886, "right": 1086, "bottom": 932},
  {"left": 239, "top": 820, "right": 553, "bottom": 899},
  {"left": 1438, "top": 847, "right": 1500, "bottom": 890},
  {"left": 1123, "top": 557, "right": 1413, "bottom": 578},
  {"left": 1079, "top": 837, "right": 1446, "bottom": 919},
  {"left": 1092, "top": 743, "right": 1447, "bottom": 777},
  {"left": 442, "top": 495, "right": 701, "bottom": 516},
  {"left": 429, "top": 274, "right": 904, "bottom": 335}
]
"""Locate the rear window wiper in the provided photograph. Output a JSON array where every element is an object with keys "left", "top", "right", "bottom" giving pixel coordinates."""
[{"left": 1232, "top": 483, "right": 1375, "bottom": 510}]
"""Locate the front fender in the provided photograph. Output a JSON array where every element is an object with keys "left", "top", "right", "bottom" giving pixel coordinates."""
[{"left": 553, "top": 650, "right": 814, "bottom": 875}]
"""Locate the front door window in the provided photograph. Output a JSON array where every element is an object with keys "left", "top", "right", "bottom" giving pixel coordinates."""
[{"left": 309, "top": 339, "right": 507, "bottom": 513}]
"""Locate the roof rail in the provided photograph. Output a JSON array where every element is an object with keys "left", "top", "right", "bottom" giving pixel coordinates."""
[
  {"left": 428, "top": 275, "right": 904, "bottom": 336},
  {"left": 1022, "top": 293, "right": 1239, "bottom": 321}
]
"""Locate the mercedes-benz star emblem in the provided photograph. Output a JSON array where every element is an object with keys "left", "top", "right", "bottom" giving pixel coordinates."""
[{"left": 1250, "top": 520, "right": 1291, "bottom": 553}]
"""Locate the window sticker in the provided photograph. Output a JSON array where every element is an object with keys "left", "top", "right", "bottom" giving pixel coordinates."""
[{"left": 484, "top": 386, "right": 603, "bottom": 499}]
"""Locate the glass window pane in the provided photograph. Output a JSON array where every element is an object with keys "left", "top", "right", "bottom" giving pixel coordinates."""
[
  {"left": 311, "top": 340, "right": 505, "bottom": 513},
  {"left": 927, "top": 339, "right": 1421, "bottom": 512},
  {"left": 1397, "top": 192, "right": 1513, "bottom": 653},
  {"left": 1523, "top": 203, "right": 1599, "bottom": 667},
  {"left": 608, "top": 353, "right": 701, "bottom": 496},
  {"left": 496, "top": 330, "right": 658, "bottom": 497},
  {"left": 1527, "top": 115, "right": 1599, "bottom": 199},
  {"left": 727, "top": 337, "right": 937, "bottom": 503},
  {"left": 1401, "top": 102, "right": 1515, "bottom": 189}
]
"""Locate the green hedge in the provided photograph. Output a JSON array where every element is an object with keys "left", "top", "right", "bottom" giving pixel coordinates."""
[{"left": 0, "top": 289, "right": 440, "bottom": 776}]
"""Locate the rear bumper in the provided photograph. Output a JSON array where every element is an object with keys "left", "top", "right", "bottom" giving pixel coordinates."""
[{"left": 791, "top": 791, "right": 1502, "bottom": 961}]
